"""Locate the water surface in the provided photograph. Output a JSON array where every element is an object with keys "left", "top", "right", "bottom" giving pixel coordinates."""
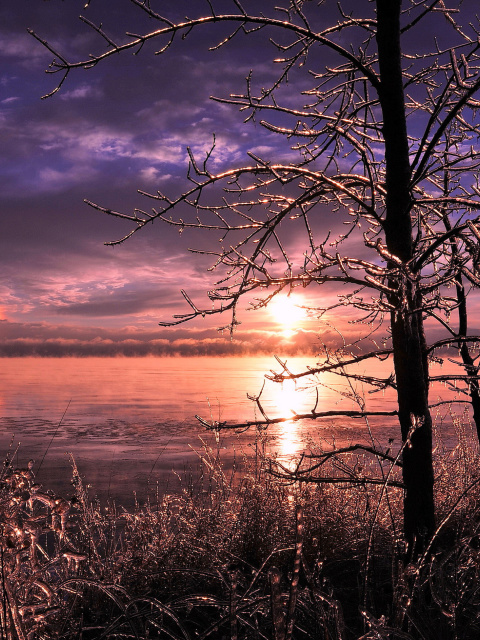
[{"left": 0, "top": 356, "right": 468, "bottom": 504}]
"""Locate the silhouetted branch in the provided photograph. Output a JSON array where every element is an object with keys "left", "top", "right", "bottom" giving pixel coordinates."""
[{"left": 196, "top": 409, "right": 398, "bottom": 432}]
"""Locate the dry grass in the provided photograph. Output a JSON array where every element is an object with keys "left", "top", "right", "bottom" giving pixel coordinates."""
[{"left": 0, "top": 415, "right": 479, "bottom": 639}]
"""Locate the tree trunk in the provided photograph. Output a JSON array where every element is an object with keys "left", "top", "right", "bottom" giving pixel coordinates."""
[
  {"left": 445, "top": 208, "right": 480, "bottom": 442},
  {"left": 456, "top": 276, "right": 480, "bottom": 442},
  {"left": 376, "top": 0, "right": 435, "bottom": 555},
  {"left": 442, "top": 182, "right": 480, "bottom": 441}
]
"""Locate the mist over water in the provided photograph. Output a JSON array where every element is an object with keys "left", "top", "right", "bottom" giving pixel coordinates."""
[{"left": 0, "top": 356, "right": 468, "bottom": 505}]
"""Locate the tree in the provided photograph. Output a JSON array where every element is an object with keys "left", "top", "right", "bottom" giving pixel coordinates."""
[{"left": 31, "top": 0, "right": 480, "bottom": 555}]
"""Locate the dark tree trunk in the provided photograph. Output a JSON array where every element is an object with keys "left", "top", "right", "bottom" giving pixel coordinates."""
[
  {"left": 455, "top": 276, "right": 480, "bottom": 441},
  {"left": 376, "top": 0, "right": 435, "bottom": 555},
  {"left": 444, "top": 210, "right": 480, "bottom": 442}
]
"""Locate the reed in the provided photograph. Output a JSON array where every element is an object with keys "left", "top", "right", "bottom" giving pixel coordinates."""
[{"left": 0, "top": 414, "right": 478, "bottom": 639}]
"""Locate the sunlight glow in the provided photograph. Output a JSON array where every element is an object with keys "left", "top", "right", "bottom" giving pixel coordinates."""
[
  {"left": 274, "top": 379, "right": 300, "bottom": 417},
  {"left": 272, "top": 379, "right": 302, "bottom": 462},
  {"left": 269, "top": 295, "right": 306, "bottom": 336}
]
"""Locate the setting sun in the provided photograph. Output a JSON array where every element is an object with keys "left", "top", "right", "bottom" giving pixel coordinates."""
[{"left": 269, "top": 295, "right": 306, "bottom": 334}]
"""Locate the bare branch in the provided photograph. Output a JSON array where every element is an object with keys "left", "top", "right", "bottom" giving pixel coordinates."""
[{"left": 196, "top": 409, "right": 398, "bottom": 432}]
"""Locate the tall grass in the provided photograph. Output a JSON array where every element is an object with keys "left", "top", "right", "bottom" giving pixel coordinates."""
[{"left": 0, "top": 413, "right": 479, "bottom": 639}]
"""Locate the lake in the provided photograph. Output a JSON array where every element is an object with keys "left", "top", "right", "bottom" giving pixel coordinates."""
[{"left": 0, "top": 356, "right": 470, "bottom": 505}]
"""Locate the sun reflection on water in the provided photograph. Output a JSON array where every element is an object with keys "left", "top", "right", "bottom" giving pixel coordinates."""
[{"left": 271, "top": 379, "right": 304, "bottom": 463}]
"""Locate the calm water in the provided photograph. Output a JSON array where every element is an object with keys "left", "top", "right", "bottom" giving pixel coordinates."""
[{"left": 0, "top": 356, "right": 467, "bottom": 504}]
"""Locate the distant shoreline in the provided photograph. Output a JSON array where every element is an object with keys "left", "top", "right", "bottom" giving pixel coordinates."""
[{"left": 0, "top": 350, "right": 318, "bottom": 358}]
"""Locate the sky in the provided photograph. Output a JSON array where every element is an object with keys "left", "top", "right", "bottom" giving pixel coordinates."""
[
  {"left": 1, "top": 0, "right": 336, "bottom": 357},
  {"left": 2, "top": 1, "right": 479, "bottom": 358}
]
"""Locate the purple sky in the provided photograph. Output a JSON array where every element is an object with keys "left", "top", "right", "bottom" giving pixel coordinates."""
[
  {"left": 1, "top": 0, "right": 336, "bottom": 356},
  {"left": 2, "top": 1, "right": 479, "bottom": 357}
]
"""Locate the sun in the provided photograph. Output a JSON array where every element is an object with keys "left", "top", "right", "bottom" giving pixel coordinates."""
[{"left": 269, "top": 295, "right": 306, "bottom": 333}]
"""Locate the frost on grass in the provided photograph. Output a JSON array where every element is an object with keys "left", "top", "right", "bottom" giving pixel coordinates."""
[{"left": 0, "top": 425, "right": 479, "bottom": 639}]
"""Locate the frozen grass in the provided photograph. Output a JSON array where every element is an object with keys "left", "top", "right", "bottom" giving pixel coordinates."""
[{"left": 0, "top": 414, "right": 479, "bottom": 639}]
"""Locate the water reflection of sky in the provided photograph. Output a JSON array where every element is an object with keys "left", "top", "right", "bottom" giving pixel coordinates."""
[{"left": 0, "top": 356, "right": 472, "bottom": 504}]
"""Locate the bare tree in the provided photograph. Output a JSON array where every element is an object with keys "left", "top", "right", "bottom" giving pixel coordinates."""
[{"left": 31, "top": 0, "right": 480, "bottom": 555}]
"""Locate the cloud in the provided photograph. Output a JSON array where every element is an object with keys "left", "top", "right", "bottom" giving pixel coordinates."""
[
  {"left": 0, "top": 319, "right": 322, "bottom": 357},
  {"left": 138, "top": 167, "right": 173, "bottom": 184},
  {"left": 36, "top": 165, "right": 97, "bottom": 192},
  {"left": 1, "top": 96, "right": 20, "bottom": 104},
  {"left": 53, "top": 287, "right": 170, "bottom": 318},
  {"left": 0, "top": 18, "right": 303, "bottom": 204},
  {"left": 35, "top": 123, "right": 137, "bottom": 161},
  {"left": 0, "top": 32, "right": 50, "bottom": 65},
  {"left": 0, "top": 233, "right": 233, "bottom": 329},
  {"left": 59, "top": 84, "right": 103, "bottom": 101},
  {"left": 2, "top": 0, "right": 417, "bottom": 365}
]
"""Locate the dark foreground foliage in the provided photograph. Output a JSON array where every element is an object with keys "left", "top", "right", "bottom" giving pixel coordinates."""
[{"left": 0, "top": 418, "right": 479, "bottom": 640}]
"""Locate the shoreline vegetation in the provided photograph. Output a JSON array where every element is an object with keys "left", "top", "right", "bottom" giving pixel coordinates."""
[{"left": 0, "top": 413, "right": 479, "bottom": 640}]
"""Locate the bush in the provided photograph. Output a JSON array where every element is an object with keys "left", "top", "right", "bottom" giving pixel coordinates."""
[{"left": 0, "top": 419, "right": 479, "bottom": 639}]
